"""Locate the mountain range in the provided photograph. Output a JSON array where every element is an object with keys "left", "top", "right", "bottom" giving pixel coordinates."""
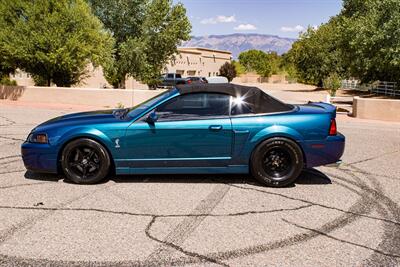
[{"left": 182, "top": 33, "right": 296, "bottom": 58}]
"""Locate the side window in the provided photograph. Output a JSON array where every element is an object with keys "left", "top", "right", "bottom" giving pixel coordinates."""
[
  {"left": 156, "top": 93, "right": 230, "bottom": 121},
  {"left": 231, "top": 102, "right": 256, "bottom": 115},
  {"left": 167, "top": 74, "right": 174, "bottom": 78},
  {"left": 231, "top": 92, "right": 257, "bottom": 115},
  {"left": 231, "top": 92, "right": 291, "bottom": 115}
]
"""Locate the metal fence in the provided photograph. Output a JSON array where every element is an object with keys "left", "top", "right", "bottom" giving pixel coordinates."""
[
  {"left": 371, "top": 81, "right": 399, "bottom": 97},
  {"left": 341, "top": 80, "right": 400, "bottom": 97},
  {"left": 341, "top": 80, "right": 361, "bottom": 90}
]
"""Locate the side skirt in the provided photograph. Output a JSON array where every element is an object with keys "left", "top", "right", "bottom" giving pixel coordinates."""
[{"left": 115, "top": 165, "right": 249, "bottom": 175}]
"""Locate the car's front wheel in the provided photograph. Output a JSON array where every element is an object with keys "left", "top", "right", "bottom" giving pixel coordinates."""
[
  {"left": 61, "top": 138, "right": 110, "bottom": 184},
  {"left": 251, "top": 137, "right": 304, "bottom": 187}
]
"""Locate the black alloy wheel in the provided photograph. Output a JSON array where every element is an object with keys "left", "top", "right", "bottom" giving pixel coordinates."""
[
  {"left": 262, "top": 147, "right": 293, "bottom": 179},
  {"left": 251, "top": 137, "right": 304, "bottom": 187},
  {"left": 61, "top": 138, "right": 110, "bottom": 184}
]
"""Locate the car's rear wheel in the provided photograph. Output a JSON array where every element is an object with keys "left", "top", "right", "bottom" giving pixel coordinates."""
[
  {"left": 61, "top": 138, "right": 110, "bottom": 184},
  {"left": 251, "top": 137, "right": 304, "bottom": 187}
]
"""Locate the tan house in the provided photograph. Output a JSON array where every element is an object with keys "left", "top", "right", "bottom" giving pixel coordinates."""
[
  {"left": 10, "top": 47, "right": 232, "bottom": 89},
  {"left": 165, "top": 47, "right": 232, "bottom": 78}
]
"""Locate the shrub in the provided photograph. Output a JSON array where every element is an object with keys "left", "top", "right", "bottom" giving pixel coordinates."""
[
  {"left": 0, "top": 77, "right": 17, "bottom": 86},
  {"left": 115, "top": 102, "right": 125, "bottom": 109},
  {"left": 323, "top": 73, "right": 341, "bottom": 96}
]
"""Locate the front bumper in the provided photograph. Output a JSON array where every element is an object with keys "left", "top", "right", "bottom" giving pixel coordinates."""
[
  {"left": 303, "top": 133, "right": 345, "bottom": 168},
  {"left": 21, "top": 142, "right": 58, "bottom": 173}
]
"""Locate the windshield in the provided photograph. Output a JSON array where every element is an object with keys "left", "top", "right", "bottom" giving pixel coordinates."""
[{"left": 128, "top": 88, "right": 177, "bottom": 118}]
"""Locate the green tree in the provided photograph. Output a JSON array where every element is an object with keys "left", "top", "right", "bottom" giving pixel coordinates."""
[
  {"left": 0, "top": 21, "right": 16, "bottom": 81},
  {"left": 232, "top": 60, "right": 245, "bottom": 76},
  {"left": 89, "top": 0, "right": 191, "bottom": 88},
  {"left": 338, "top": 0, "right": 400, "bottom": 83},
  {"left": 0, "top": 0, "right": 113, "bottom": 87},
  {"left": 286, "top": 21, "right": 345, "bottom": 86},
  {"left": 267, "top": 52, "right": 281, "bottom": 75},
  {"left": 286, "top": 0, "right": 400, "bottom": 85},
  {"left": 280, "top": 53, "right": 298, "bottom": 83},
  {"left": 238, "top": 50, "right": 272, "bottom": 78},
  {"left": 0, "top": 60, "right": 15, "bottom": 83},
  {"left": 219, "top": 62, "right": 237, "bottom": 82}
]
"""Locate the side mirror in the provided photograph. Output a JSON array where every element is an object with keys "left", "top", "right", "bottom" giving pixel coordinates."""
[{"left": 146, "top": 111, "right": 158, "bottom": 124}]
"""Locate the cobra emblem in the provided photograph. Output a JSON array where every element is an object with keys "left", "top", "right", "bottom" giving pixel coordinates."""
[{"left": 115, "top": 138, "right": 121, "bottom": 148}]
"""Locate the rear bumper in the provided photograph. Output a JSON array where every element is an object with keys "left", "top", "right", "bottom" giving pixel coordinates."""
[
  {"left": 303, "top": 133, "right": 345, "bottom": 168},
  {"left": 21, "top": 142, "right": 58, "bottom": 173},
  {"left": 324, "top": 160, "right": 342, "bottom": 167}
]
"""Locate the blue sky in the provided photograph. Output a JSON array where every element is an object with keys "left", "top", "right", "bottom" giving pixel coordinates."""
[{"left": 176, "top": 0, "right": 343, "bottom": 38}]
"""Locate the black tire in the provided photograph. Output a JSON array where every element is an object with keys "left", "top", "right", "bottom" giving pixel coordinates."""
[
  {"left": 250, "top": 137, "right": 304, "bottom": 187},
  {"left": 61, "top": 138, "right": 110, "bottom": 184}
]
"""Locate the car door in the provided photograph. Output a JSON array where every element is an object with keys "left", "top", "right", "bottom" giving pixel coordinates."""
[{"left": 123, "top": 93, "right": 233, "bottom": 169}]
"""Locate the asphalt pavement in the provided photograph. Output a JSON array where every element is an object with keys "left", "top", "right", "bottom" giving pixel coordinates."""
[{"left": 0, "top": 104, "right": 399, "bottom": 266}]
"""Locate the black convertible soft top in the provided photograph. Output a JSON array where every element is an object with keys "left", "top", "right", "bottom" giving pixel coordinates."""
[{"left": 176, "top": 83, "right": 293, "bottom": 114}]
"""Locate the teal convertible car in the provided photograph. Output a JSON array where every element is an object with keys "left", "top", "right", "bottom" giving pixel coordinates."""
[{"left": 22, "top": 84, "right": 345, "bottom": 187}]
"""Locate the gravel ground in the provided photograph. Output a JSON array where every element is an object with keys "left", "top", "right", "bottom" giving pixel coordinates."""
[{"left": 0, "top": 103, "right": 399, "bottom": 267}]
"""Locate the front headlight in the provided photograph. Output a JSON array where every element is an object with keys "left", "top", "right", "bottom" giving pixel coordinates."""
[{"left": 27, "top": 133, "right": 48, "bottom": 144}]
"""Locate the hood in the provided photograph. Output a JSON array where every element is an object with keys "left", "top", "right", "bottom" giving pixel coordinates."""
[{"left": 34, "top": 109, "right": 130, "bottom": 131}]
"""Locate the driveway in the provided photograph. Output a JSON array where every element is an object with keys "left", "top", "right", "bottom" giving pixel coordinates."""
[{"left": 0, "top": 104, "right": 399, "bottom": 266}]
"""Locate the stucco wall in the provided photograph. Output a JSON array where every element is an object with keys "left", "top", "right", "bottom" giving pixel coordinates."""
[
  {"left": 353, "top": 96, "right": 400, "bottom": 122},
  {"left": 232, "top": 74, "right": 287, "bottom": 84},
  {"left": 0, "top": 85, "right": 166, "bottom": 108},
  {"left": 165, "top": 47, "right": 232, "bottom": 77}
]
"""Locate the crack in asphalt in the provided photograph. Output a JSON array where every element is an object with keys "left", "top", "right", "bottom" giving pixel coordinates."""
[
  {"left": 1, "top": 165, "right": 390, "bottom": 267},
  {"left": 0, "top": 169, "right": 25, "bottom": 175},
  {"left": 0, "top": 155, "right": 20, "bottom": 161},
  {"left": 0, "top": 159, "right": 21, "bottom": 165},
  {"left": 0, "top": 184, "right": 115, "bottom": 245},
  {"left": 134, "top": 168, "right": 379, "bottom": 266},
  {"left": 193, "top": 177, "right": 376, "bottom": 263},
  {"left": 338, "top": 168, "right": 398, "bottom": 181},
  {"left": 341, "top": 164, "right": 400, "bottom": 266},
  {"left": 0, "top": 204, "right": 314, "bottom": 219},
  {"left": 328, "top": 179, "right": 399, "bottom": 226},
  {"left": 0, "top": 198, "right": 313, "bottom": 267},
  {"left": 323, "top": 162, "right": 400, "bottom": 265},
  {"left": 0, "top": 155, "right": 24, "bottom": 175},
  {"left": 0, "top": 182, "right": 53, "bottom": 190},
  {"left": 346, "top": 150, "right": 400, "bottom": 165},
  {"left": 0, "top": 135, "right": 25, "bottom": 142},
  {"left": 282, "top": 219, "right": 400, "bottom": 258},
  {"left": 145, "top": 216, "right": 229, "bottom": 267},
  {"left": 145, "top": 183, "right": 231, "bottom": 265},
  {"left": 224, "top": 183, "right": 399, "bottom": 225},
  {"left": 0, "top": 141, "right": 21, "bottom": 146},
  {"left": 0, "top": 115, "right": 16, "bottom": 127}
]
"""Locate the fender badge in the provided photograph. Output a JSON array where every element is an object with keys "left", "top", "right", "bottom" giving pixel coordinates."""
[{"left": 115, "top": 138, "right": 121, "bottom": 148}]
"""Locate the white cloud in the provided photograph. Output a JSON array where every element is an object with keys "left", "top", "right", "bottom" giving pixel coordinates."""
[
  {"left": 234, "top": 24, "right": 257, "bottom": 31},
  {"left": 280, "top": 25, "right": 305, "bottom": 32},
  {"left": 200, "top": 15, "right": 236, "bottom": 25}
]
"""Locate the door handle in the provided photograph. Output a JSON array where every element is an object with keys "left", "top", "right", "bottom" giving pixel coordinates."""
[{"left": 209, "top": 125, "right": 223, "bottom": 131}]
